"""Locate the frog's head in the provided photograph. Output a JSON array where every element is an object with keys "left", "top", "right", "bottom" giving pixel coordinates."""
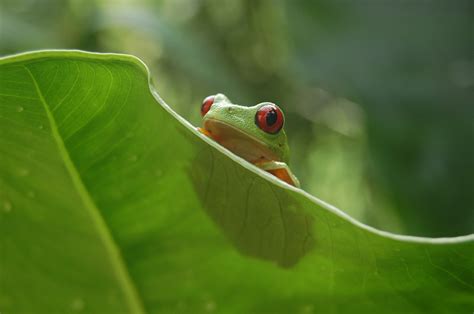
[{"left": 200, "top": 93, "right": 290, "bottom": 164}]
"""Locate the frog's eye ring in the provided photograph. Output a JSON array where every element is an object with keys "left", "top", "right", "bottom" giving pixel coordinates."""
[
  {"left": 201, "top": 95, "right": 215, "bottom": 116},
  {"left": 255, "top": 104, "right": 284, "bottom": 134}
]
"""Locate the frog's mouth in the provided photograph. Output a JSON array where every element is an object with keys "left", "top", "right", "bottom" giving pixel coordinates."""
[{"left": 203, "top": 118, "right": 280, "bottom": 163}]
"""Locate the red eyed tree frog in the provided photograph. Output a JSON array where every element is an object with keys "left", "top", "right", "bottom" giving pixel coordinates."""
[{"left": 198, "top": 94, "right": 300, "bottom": 188}]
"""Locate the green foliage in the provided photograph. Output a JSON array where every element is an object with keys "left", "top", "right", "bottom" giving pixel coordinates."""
[{"left": 1, "top": 51, "right": 473, "bottom": 313}]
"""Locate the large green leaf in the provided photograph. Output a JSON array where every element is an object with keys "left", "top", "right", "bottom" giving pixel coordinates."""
[{"left": 0, "top": 50, "right": 472, "bottom": 314}]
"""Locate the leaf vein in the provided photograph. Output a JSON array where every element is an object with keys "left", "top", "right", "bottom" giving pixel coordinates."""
[{"left": 23, "top": 64, "right": 147, "bottom": 314}]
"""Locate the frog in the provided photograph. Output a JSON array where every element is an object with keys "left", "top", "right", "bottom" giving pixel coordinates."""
[{"left": 197, "top": 93, "right": 300, "bottom": 187}]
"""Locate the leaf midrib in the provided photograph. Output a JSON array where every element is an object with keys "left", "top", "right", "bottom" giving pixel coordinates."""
[{"left": 24, "top": 65, "right": 146, "bottom": 314}]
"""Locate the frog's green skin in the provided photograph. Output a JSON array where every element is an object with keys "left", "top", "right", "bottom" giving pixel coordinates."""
[{"left": 200, "top": 94, "right": 300, "bottom": 187}]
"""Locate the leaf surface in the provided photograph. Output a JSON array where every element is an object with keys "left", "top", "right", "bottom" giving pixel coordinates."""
[{"left": 0, "top": 50, "right": 473, "bottom": 314}]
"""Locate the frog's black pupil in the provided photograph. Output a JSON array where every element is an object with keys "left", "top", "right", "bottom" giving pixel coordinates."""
[{"left": 266, "top": 109, "right": 278, "bottom": 126}]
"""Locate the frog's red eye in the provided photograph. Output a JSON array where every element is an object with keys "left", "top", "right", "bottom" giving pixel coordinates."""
[
  {"left": 255, "top": 104, "right": 284, "bottom": 134},
  {"left": 201, "top": 95, "right": 215, "bottom": 116}
]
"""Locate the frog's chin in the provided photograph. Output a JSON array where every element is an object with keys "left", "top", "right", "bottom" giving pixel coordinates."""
[{"left": 203, "top": 118, "right": 280, "bottom": 163}]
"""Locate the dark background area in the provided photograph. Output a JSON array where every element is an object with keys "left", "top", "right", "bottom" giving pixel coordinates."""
[{"left": 1, "top": 0, "right": 473, "bottom": 237}]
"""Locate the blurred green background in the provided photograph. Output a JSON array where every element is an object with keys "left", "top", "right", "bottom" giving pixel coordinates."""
[{"left": 1, "top": 0, "right": 473, "bottom": 237}]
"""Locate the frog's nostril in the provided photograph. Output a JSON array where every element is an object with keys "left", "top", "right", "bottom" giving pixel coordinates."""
[{"left": 227, "top": 107, "right": 233, "bottom": 113}]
